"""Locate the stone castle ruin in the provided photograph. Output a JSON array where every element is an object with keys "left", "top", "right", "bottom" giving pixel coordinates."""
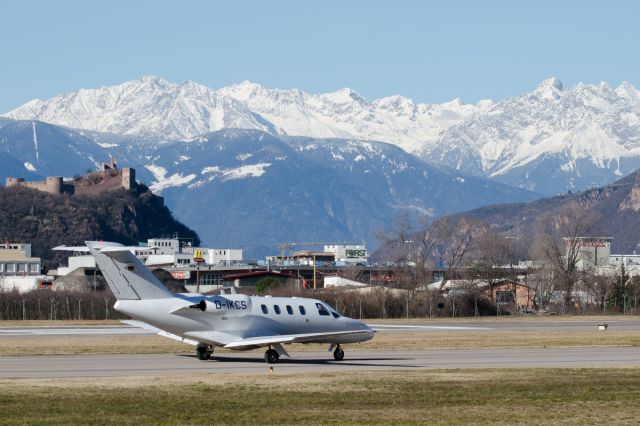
[{"left": 2, "top": 158, "right": 136, "bottom": 196}]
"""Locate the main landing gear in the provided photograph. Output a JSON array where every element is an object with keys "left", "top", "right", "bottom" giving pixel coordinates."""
[
  {"left": 196, "top": 345, "right": 213, "bottom": 360},
  {"left": 333, "top": 345, "right": 345, "bottom": 361},
  {"left": 264, "top": 348, "right": 279, "bottom": 364}
]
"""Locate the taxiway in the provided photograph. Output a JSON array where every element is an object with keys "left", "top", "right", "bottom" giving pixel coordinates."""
[{"left": 1, "top": 346, "right": 639, "bottom": 378}]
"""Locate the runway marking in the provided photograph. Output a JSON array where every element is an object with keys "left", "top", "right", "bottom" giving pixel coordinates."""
[
  {"left": 368, "top": 324, "right": 494, "bottom": 330},
  {"left": 0, "top": 327, "right": 152, "bottom": 336}
]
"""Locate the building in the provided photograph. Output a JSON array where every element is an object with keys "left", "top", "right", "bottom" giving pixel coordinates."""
[
  {"left": 221, "top": 270, "right": 296, "bottom": 288},
  {"left": 0, "top": 243, "right": 41, "bottom": 276},
  {"left": 324, "top": 276, "right": 368, "bottom": 288},
  {"left": 609, "top": 253, "right": 640, "bottom": 267},
  {"left": 568, "top": 237, "right": 612, "bottom": 269},
  {"left": 427, "top": 278, "right": 535, "bottom": 313},
  {"left": 323, "top": 244, "right": 368, "bottom": 265},
  {"left": 138, "top": 238, "right": 243, "bottom": 267},
  {"left": 0, "top": 243, "right": 52, "bottom": 293},
  {"left": 196, "top": 248, "right": 243, "bottom": 265}
]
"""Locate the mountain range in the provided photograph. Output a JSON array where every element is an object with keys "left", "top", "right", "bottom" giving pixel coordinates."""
[
  {"left": 0, "top": 119, "right": 536, "bottom": 257},
  {"left": 5, "top": 76, "right": 640, "bottom": 195}
]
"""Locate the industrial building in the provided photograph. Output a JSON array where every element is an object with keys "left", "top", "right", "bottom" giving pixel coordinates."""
[{"left": 570, "top": 237, "right": 612, "bottom": 269}]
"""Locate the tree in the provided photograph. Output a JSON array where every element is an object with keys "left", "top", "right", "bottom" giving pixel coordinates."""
[
  {"left": 533, "top": 202, "right": 599, "bottom": 312},
  {"left": 434, "top": 216, "right": 478, "bottom": 284},
  {"left": 256, "top": 277, "right": 280, "bottom": 294},
  {"left": 470, "top": 228, "right": 510, "bottom": 302},
  {"left": 609, "top": 262, "right": 631, "bottom": 313}
]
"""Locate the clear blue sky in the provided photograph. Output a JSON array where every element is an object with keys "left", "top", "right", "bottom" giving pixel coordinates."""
[{"left": 1, "top": 0, "right": 638, "bottom": 112}]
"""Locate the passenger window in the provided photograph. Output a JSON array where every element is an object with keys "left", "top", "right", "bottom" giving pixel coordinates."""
[
  {"left": 299, "top": 305, "right": 306, "bottom": 315},
  {"left": 316, "top": 303, "right": 330, "bottom": 316},
  {"left": 286, "top": 305, "right": 293, "bottom": 315},
  {"left": 274, "top": 305, "right": 281, "bottom": 315},
  {"left": 261, "top": 304, "right": 268, "bottom": 314}
]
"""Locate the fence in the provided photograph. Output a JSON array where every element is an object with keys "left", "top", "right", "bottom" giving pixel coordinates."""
[{"left": 0, "top": 290, "right": 126, "bottom": 320}]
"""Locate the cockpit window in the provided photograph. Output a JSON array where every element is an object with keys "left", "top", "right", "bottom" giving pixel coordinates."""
[
  {"left": 316, "top": 302, "right": 331, "bottom": 316},
  {"left": 328, "top": 306, "right": 341, "bottom": 319}
]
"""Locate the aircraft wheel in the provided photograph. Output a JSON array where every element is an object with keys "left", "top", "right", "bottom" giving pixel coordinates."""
[
  {"left": 197, "top": 346, "right": 211, "bottom": 360},
  {"left": 264, "top": 348, "right": 279, "bottom": 364},
  {"left": 333, "top": 346, "right": 345, "bottom": 361}
]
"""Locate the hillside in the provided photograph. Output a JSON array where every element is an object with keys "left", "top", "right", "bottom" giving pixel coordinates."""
[
  {"left": 0, "top": 185, "right": 199, "bottom": 269},
  {"left": 452, "top": 170, "right": 640, "bottom": 253},
  {"left": 136, "top": 129, "right": 536, "bottom": 257}
]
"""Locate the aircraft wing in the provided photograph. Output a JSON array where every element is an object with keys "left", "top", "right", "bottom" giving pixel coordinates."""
[{"left": 223, "top": 330, "right": 372, "bottom": 350}]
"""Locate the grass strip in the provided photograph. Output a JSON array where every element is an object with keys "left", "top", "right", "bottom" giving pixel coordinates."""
[{"left": 1, "top": 368, "right": 639, "bottom": 425}]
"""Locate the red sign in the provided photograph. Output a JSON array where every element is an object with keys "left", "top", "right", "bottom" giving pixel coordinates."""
[
  {"left": 574, "top": 241, "right": 609, "bottom": 247},
  {"left": 170, "top": 271, "right": 191, "bottom": 280}
]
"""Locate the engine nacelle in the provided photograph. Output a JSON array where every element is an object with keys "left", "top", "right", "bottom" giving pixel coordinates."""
[{"left": 192, "top": 295, "right": 251, "bottom": 315}]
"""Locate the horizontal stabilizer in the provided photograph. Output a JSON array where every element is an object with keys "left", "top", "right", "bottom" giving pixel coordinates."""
[
  {"left": 122, "top": 320, "right": 198, "bottom": 345},
  {"left": 52, "top": 245, "right": 90, "bottom": 252},
  {"left": 183, "top": 330, "right": 242, "bottom": 347},
  {"left": 99, "top": 246, "right": 154, "bottom": 254}
]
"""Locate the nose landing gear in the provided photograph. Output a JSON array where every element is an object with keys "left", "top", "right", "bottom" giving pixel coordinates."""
[{"left": 196, "top": 345, "right": 212, "bottom": 360}]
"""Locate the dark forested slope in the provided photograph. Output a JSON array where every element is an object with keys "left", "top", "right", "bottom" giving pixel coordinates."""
[{"left": 0, "top": 185, "right": 199, "bottom": 269}]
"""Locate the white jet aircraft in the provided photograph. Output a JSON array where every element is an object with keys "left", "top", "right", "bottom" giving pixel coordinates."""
[{"left": 54, "top": 242, "right": 374, "bottom": 363}]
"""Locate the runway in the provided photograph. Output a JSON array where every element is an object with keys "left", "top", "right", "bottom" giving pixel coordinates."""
[
  {"left": 1, "top": 346, "right": 639, "bottom": 378},
  {"left": 1, "top": 317, "right": 638, "bottom": 336}
]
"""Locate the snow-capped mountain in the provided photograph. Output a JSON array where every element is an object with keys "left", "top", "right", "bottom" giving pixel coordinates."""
[
  {"left": 4, "top": 76, "right": 278, "bottom": 141},
  {"left": 4, "top": 76, "right": 489, "bottom": 154},
  {"left": 6, "top": 76, "right": 640, "bottom": 195},
  {"left": 422, "top": 78, "right": 640, "bottom": 194},
  {"left": 216, "top": 81, "right": 491, "bottom": 153}
]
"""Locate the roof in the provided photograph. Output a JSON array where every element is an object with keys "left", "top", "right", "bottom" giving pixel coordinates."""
[
  {"left": 426, "top": 279, "right": 531, "bottom": 291},
  {"left": 0, "top": 250, "right": 40, "bottom": 262},
  {"left": 222, "top": 270, "right": 295, "bottom": 281}
]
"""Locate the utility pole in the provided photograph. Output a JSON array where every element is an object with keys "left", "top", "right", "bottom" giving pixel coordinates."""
[{"left": 313, "top": 254, "right": 317, "bottom": 289}]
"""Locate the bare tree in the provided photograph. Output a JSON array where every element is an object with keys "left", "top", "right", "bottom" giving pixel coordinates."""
[
  {"left": 375, "top": 213, "right": 413, "bottom": 267},
  {"left": 470, "top": 228, "right": 510, "bottom": 302},
  {"left": 433, "top": 216, "right": 479, "bottom": 285},
  {"left": 533, "top": 202, "right": 598, "bottom": 312}
]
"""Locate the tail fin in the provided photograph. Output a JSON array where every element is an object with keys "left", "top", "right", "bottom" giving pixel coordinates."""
[{"left": 87, "top": 241, "right": 173, "bottom": 300}]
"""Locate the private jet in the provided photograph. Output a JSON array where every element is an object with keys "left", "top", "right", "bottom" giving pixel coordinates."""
[{"left": 54, "top": 242, "right": 374, "bottom": 363}]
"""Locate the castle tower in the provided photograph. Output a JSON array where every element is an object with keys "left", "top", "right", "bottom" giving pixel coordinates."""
[
  {"left": 45, "top": 177, "right": 63, "bottom": 194},
  {"left": 122, "top": 168, "right": 135, "bottom": 190},
  {"left": 5, "top": 178, "right": 25, "bottom": 187}
]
